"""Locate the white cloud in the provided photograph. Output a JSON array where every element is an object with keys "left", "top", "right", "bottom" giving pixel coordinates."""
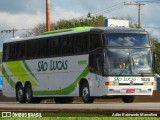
[
  {"left": 51, "top": 5, "right": 83, "bottom": 22},
  {"left": 0, "top": 12, "right": 45, "bottom": 29},
  {"left": 0, "top": 0, "right": 159, "bottom": 41},
  {"left": 0, "top": 5, "right": 83, "bottom": 30}
]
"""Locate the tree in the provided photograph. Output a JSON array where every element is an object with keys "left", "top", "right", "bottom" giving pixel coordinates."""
[
  {"left": 151, "top": 37, "right": 160, "bottom": 74},
  {"left": 32, "top": 14, "right": 106, "bottom": 35}
]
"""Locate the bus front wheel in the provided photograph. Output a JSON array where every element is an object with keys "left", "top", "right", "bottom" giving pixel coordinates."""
[
  {"left": 122, "top": 96, "right": 134, "bottom": 103},
  {"left": 80, "top": 82, "right": 94, "bottom": 103},
  {"left": 16, "top": 84, "right": 26, "bottom": 103}
]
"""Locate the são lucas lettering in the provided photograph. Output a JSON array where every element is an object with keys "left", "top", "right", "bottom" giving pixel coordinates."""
[
  {"left": 37, "top": 60, "right": 68, "bottom": 72},
  {"left": 114, "top": 77, "right": 136, "bottom": 81}
]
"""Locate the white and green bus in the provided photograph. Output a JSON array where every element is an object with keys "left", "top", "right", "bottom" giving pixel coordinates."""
[{"left": 2, "top": 27, "right": 154, "bottom": 103}]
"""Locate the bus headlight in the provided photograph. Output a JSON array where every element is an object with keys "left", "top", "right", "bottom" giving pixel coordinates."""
[
  {"left": 105, "top": 82, "right": 119, "bottom": 86},
  {"left": 143, "top": 82, "right": 154, "bottom": 86}
]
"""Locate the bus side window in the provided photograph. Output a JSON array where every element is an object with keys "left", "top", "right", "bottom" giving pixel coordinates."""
[
  {"left": 17, "top": 43, "right": 24, "bottom": 59},
  {"left": 61, "top": 36, "right": 73, "bottom": 55},
  {"left": 95, "top": 53, "right": 102, "bottom": 75},
  {"left": 90, "top": 34, "right": 101, "bottom": 51},
  {"left": 3, "top": 44, "right": 10, "bottom": 61},
  {"left": 89, "top": 54, "right": 94, "bottom": 72},
  {"left": 49, "top": 37, "right": 59, "bottom": 56},
  {"left": 75, "top": 33, "right": 89, "bottom": 54}
]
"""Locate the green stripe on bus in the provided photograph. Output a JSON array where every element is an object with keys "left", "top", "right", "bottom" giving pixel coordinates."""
[
  {"left": 5, "top": 61, "right": 38, "bottom": 86},
  {"left": 22, "top": 60, "right": 38, "bottom": 81},
  {"left": 33, "top": 66, "right": 89, "bottom": 96},
  {"left": 2, "top": 66, "right": 16, "bottom": 88},
  {"left": 78, "top": 60, "right": 87, "bottom": 65}
]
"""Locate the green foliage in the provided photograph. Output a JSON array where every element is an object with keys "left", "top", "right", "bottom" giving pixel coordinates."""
[
  {"left": 32, "top": 14, "right": 106, "bottom": 36},
  {"left": 152, "top": 38, "right": 160, "bottom": 74},
  {"left": 32, "top": 14, "right": 140, "bottom": 36}
]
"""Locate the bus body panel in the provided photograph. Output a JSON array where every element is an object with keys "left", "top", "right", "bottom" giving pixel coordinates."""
[{"left": 2, "top": 55, "right": 89, "bottom": 97}]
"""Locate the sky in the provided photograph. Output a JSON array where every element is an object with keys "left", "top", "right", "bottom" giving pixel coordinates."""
[{"left": 0, "top": 0, "right": 160, "bottom": 49}]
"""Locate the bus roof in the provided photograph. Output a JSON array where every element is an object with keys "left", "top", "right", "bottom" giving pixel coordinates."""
[
  {"left": 42, "top": 26, "right": 94, "bottom": 35},
  {"left": 3, "top": 27, "right": 147, "bottom": 43},
  {"left": 3, "top": 26, "right": 93, "bottom": 43}
]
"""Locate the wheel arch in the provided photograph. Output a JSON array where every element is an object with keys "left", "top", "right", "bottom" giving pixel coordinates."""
[
  {"left": 15, "top": 82, "right": 23, "bottom": 90},
  {"left": 24, "top": 81, "right": 31, "bottom": 88},
  {"left": 79, "top": 78, "right": 89, "bottom": 96}
]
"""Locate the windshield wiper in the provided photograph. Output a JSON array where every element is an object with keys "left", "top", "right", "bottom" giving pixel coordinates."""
[
  {"left": 141, "top": 71, "right": 144, "bottom": 77},
  {"left": 132, "top": 57, "right": 135, "bottom": 69}
]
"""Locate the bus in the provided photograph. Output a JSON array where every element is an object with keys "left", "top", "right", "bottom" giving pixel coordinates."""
[{"left": 2, "top": 26, "right": 154, "bottom": 103}]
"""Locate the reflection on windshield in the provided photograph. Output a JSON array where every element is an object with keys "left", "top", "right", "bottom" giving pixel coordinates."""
[
  {"left": 105, "top": 33, "right": 149, "bottom": 46},
  {"left": 104, "top": 48, "right": 152, "bottom": 75},
  {"left": 131, "top": 49, "right": 152, "bottom": 74}
]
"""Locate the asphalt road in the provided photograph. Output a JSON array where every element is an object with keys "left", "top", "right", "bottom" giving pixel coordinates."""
[{"left": 0, "top": 102, "right": 160, "bottom": 112}]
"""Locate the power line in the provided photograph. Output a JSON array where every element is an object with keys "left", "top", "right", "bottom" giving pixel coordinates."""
[
  {"left": 144, "top": 27, "right": 160, "bottom": 29},
  {"left": 137, "top": 0, "right": 160, "bottom": 3},
  {"left": 74, "top": 1, "right": 126, "bottom": 19},
  {"left": 0, "top": 33, "right": 9, "bottom": 41},
  {"left": 0, "top": 28, "right": 32, "bottom": 38},
  {"left": 89, "top": 2, "right": 125, "bottom": 16},
  {"left": 124, "top": 2, "right": 145, "bottom": 29},
  {"left": 100, "top": 4, "right": 127, "bottom": 16}
]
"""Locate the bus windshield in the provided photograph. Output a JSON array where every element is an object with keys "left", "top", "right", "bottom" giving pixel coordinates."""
[
  {"left": 103, "top": 48, "right": 152, "bottom": 75},
  {"left": 104, "top": 33, "right": 149, "bottom": 46}
]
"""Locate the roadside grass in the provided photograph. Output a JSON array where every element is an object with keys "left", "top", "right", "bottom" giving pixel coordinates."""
[
  {"left": 0, "top": 117, "right": 159, "bottom": 120},
  {"left": 0, "top": 112, "right": 159, "bottom": 120}
]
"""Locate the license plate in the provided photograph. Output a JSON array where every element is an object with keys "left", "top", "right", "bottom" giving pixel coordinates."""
[{"left": 126, "top": 89, "right": 135, "bottom": 93}]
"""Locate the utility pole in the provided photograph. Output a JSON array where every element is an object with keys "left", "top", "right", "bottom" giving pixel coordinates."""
[
  {"left": 0, "top": 28, "right": 17, "bottom": 38},
  {"left": 124, "top": 2, "right": 145, "bottom": 29},
  {"left": 46, "top": 0, "right": 51, "bottom": 32}
]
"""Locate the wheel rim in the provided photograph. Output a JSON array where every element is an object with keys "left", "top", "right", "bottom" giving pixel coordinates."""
[
  {"left": 82, "top": 87, "right": 89, "bottom": 100},
  {"left": 26, "top": 87, "right": 32, "bottom": 100},
  {"left": 18, "top": 89, "right": 23, "bottom": 100}
]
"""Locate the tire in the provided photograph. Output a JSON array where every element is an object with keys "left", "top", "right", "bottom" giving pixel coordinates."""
[
  {"left": 80, "top": 82, "right": 94, "bottom": 103},
  {"left": 54, "top": 97, "right": 74, "bottom": 103},
  {"left": 25, "top": 83, "right": 33, "bottom": 103},
  {"left": 16, "top": 84, "right": 26, "bottom": 103},
  {"left": 122, "top": 96, "right": 134, "bottom": 103},
  {"left": 25, "top": 83, "right": 42, "bottom": 103}
]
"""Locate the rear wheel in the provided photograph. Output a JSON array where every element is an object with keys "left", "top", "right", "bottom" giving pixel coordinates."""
[
  {"left": 80, "top": 82, "right": 94, "bottom": 103},
  {"left": 25, "top": 83, "right": 33, "bottom": 103},
  {"left": 25, "top": 83, "right": 41, "bottom": 103},
  {"left": 54, "top": 97, "right": 74, "bottom": 103},
  {"left": 16, "top": 84, "right": 26, "bottom": 103},
  {"left": 122, "top": 96, "right": 134, "bottom": 103}
]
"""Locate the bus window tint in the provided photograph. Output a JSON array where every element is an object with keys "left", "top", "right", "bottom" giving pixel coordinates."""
[
  {"left": 48, "top": 37, "right": 59, "bottom": 56},
  {"left": 61, "top": 36, "right": 73, "bottom": 55},
  {"left": 75, "top": 34, "right": 89, "bottom": 53},
  {"left": 17, "top": 42, "right": 26, "bottom": 59},
  {"left": 3, "top": 44, "right": 10, "bottom": 61},
  {"left": 90, "top": 34, "right": 101, "bottom": 51},
  {"left": 26, "top": 40, "right": 38, "bottom": 58},
  {"left": 10, "top": 43, "right": 17, "bottom": 59},
  {"left": 38, "top": 39, "right": 48, "bottom": 57}
]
